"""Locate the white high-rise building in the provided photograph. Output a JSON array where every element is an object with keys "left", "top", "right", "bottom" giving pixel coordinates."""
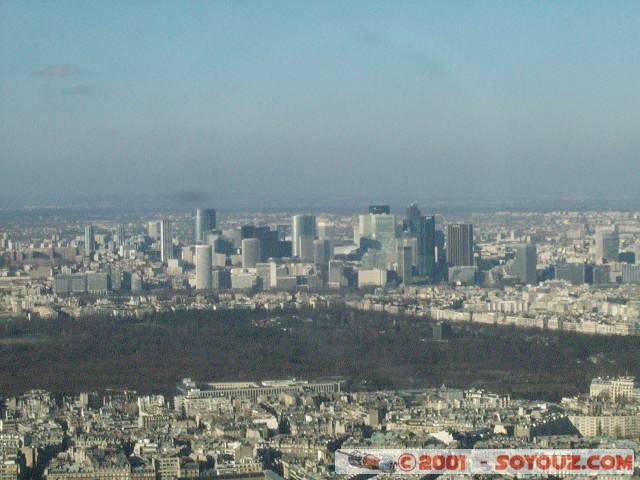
[
  {"left": 357, "top": 212, "right": 397, "bottom": 266},
  {"left": 317, "top": 220, "right": 335, "bottom": 244},
  {"left": 242, "top": 238, "right": 261, "bottom": 268},
  {"left": 161, "top": 220, "right": 174, "bottom": 263},
  {"left": 357, "top": 214, "right": 373, "bottom": 241},
  {"left": 195, "top": 245, "right": 212, "bottom": 290},
  {"left": 147, "top": 221, "right": 161, "bottom": 240}
]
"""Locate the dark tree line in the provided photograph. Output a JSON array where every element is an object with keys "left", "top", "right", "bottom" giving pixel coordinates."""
[{"left": 0, "top": 307, "right": 637, "bottom": 401}]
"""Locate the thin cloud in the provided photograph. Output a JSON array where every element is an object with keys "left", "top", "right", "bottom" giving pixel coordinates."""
[
  {"left": 60, "top": 84, "right": 92, "bottom": 95},
  {"left": 352, "top": 29, "right": 447, "bottom": 78},
  {"left": 354, "top": 29, "right": 387, "bottom": 47},
  {"left": 168, "top": 190, "right": 210, "bottom": 204},
  {"left": 33, "top": 64, "right": 86, "bottom": 77}
]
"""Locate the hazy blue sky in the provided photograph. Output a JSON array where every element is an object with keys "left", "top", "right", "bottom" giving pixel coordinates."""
[{"left": 1, "top": 1, "right": 639, "bottom": 208}]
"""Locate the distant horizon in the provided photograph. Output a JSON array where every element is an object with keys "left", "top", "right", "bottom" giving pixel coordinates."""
[{"left": 4, "top": 191, "right": 640, "bottom": 215}]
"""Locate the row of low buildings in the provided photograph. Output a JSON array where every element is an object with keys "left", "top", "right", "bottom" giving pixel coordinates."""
[{"left": 1, "top": 377, "right": 640, "bottom": 479}]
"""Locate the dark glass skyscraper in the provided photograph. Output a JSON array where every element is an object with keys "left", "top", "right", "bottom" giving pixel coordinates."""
[
  {"left": 406, "top": 203, "right": 421, "bottom": 226},
  {"left": 115, "top": 224, "right": 125, "bottom": 248},
  {"left": 446, "top": 223, "right": 474, "bottom": 267},
  {"left": 405, "top": 204, "right": 436, "bottom": 277},
  {"left": 514, "top": 242, "right": 537, "bottom": 284},
  {"left": 84, "top": 225, "right": 95, "bottom": 253},
  {"left": 195, "top": 208, "right": 216, "bottom": 244},
  {"left": 241, "top": 225, "right": 279, "bottom": 261}
]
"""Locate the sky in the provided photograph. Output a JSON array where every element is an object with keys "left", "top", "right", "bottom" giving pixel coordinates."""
[{"left": 1, "top": 1, "right": 639, "bottom": 209}]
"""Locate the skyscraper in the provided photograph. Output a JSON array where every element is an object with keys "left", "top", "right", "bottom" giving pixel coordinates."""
[
  {"left": 357, "top": 209, "right": 397, "bottom": 267},
  {"left": 291, "top": 215, "right": 316, "bottom": 260},
  {"left": 405, "top": 203, "right": 421, "bottom": 229},
  {"left": 115, "top": 224, "right": 125, "bottom": 248},
  {"left": 405, "top": 204, "right": 436, "bottom": 277},
  {"left": 84, "top": 225, "right": 95, "bottom": 253},
  {"left": 160, "top": 220, "right": 174, "bottom": 262},
  {"left": 242, "top": 238, "right": 261, "bottom": 268},
  {"left": 317, "top": 220, "right": 335, "bottom": 244},
  {"left": 371, "top": 213, "right": 396, "bottom": 259},
  {"left": 514, "top": 242, "right": 537, "bottom": 284},
  {"left": 397, "top": 245, "right": 413, "bottom": 285},
  {"left": 147, "top": 221, "right": 161, "bottom": 240},
  {"left": 195, "top": 245, "right": 212, "bottom": 290},
  {"left": 421, "top": 216, "right": 436, "bottom": 276},
  {"left": 241, "top": 225, "right": 279, "bottom": 261},
  {"left": 195, "top": 208, "right": 216, "bottom": 244},
  {"left": 595, "top": 227, "right": 619, "bottom": 264},
  {"left": 313, "top": 239, "right": 331, "bottom": 272},
  {"left": 446, "top": 224, "right": 474, "bottom": 267},
  {"left": 357, "top": 214, "right": 373, "bottom": 244}
]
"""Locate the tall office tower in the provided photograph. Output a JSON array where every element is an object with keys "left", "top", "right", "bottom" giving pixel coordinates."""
[
  {"left": 397, "top": 245, "right": 413, "bottom": 285},
  {"left": 275, "top": 224, "right": 291, "bottom": 241},
  {"left": 435, "top": 229, "right": 446, "bottom": 275},
  {"left": 298, "top": 236, "right": 315, "bottom": 261},
  {"left": 369, "top": 205, "right": 391, "bottom": 215},
  {"left": 371, "top": 214, "right": 396, "bottom": 254},
  {"left": 256, "top": 227, "right": 278, "bottom": 261},
  {"left": 242, "top": 238, "right": 261, "bottom": 268},
  {"left": 317, "top": 220, "right": 335, "bottom": 244},
  {"left": 84, "top": 225, "right": 95, "bottom": 253},
  {"left": 357, "top": 214, "right": 374, "bottom": 242},
  {"left": 446, "top": 223, "right": 474, "bottom": 267},
  {"left": 195, "top": 208, "right": 216, "bottom": 244},
  {"left": 240, "top": 225, "right": 278, "bottom": 261},
  {"left": 595, "top": 227, "right": 619, "bottom": 264},
  {"left": 357, "top": 210, "right": 397, "bottom": 265},
  {"left": 147, "top": 221, "right": 161, "bottom": 240},
  {"left": 313, "top": 239, "right": 331, "bottom": 271},
  {"left": 115, "top": 224, "right": 125, "bottom": 248},
  {"left": 420, "top": 216, "right": 436, "bottom": 276},
  {"left": 514, "top": 242, "right": 537, "bottom": 284},
  {"left": 160, "top": 220, "right": 174, "bottom": 262},
  {"left": 195, "top": 245, "right": 213, "bottom": 290},
  {"left": 396, "top": 236, "right": 417, "bottom": 265},
  {"left": 291, "top": 215, "right": 316, "bottom": 260},
  {"left": 223, "top": 228, "right": 242, "bottom": 250},
  {"left": 405, "top": 205, "right": 436, "bottom": 277},
  {"left": 405, "top": 203, "right": 421, "bottom": 229}
]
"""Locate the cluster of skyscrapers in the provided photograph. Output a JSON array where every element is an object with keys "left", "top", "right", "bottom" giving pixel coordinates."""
[
  {"left": 70, "top": 203, "right": 544, "bottom": 294},
  {"left": 185, "top": 204, "right": 485, "bottom": 290}
]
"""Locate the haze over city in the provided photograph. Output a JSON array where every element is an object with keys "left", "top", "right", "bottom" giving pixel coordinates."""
[
  {"left": 5, "top": 2, "right": 640, "bottom": 480},
  {"left": 1, "top": 1, "right": 639, "bottom": 208}
]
